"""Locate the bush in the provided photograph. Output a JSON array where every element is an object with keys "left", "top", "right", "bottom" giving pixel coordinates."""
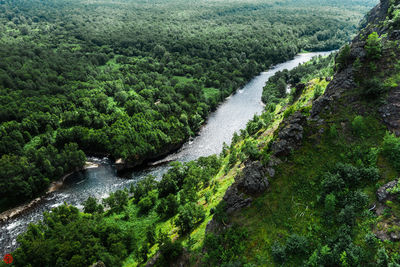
[
  {"left": 285, "top": 234, "right": 309, "bottom": 255},
  {"left": 271, "top": 241, "right": 286, "bottom": 263},
  {"left": 351, "top": 115, "right": 367, "bottom": 137},
  {"left": 157, "top": 238, "right": 183, "bottom": 266},
  {"left": 242, "top": 140, "right": 261, "bottom": 160},
  {"left": 156, "top": 194, "right": 179, "bottom": 218},
  {"left": 365, "top": 32, "right": 382, "bottom": 60},
  {"left": 138, "top": 190, "right": 158, "bottom": 214},
  {"left": 329, "top": 124, "right": 338, "bottom": 139},
  {"left": 382, "top": 132, "right": 400, "bottom": 172},
  {"left": 102, "top": 190, "right": 129, "bottom": 213},
  {"left": 336, "top": 44, "right": 351, "bottom": 71},
  {"left": 203, "top": 226, "right": 248, "bottom": 265},
  {"left": 175, "top": 203, "right": 205, "bottom": 235},
  {"left": 83, "top": 196, "right": 104, "bottom": 214},
  {"left": 313, "top": 84, "right": 324, "bottom": 100},
  {"left": 360, "top": 77, "right": 386, "bottom": 98},
  {"left": 130, "top": 175, "right": 158, "bottom": 204}
]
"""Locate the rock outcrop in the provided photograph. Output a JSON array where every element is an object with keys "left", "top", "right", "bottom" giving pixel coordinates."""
[
  {"left": 379, "top": 87, "right": 400, "bottom": 136},
  {"left": 206, "top": 160, "right": 270, "bottom": 233},
  {"left": 271, "top": 112, "right": 306, "bottom": 156},
  {"left": 376, "top": 179, "right": 399, "bottom": 202}
]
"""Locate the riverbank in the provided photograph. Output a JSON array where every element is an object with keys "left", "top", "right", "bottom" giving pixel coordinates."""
[{"left": 0, "top": 161, "right": 98, "bottom": 224}]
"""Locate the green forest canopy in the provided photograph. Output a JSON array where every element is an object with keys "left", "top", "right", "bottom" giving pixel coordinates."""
[{"left": 0, "top": 0, "right": 377, "bottom": 209}]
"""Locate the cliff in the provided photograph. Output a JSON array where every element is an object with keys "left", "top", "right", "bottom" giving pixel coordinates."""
[{"left": 194, "top": 0, "right": 400, "bottom": 265}]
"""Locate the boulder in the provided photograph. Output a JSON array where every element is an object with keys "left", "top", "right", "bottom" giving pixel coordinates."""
[
  {"left": 390, "top": 30, "right": 400, "bottom": 40},
  {"left": 223, "top": 185, "right": 252, "bottom": 214},
  {"left": 237, "top": 161, "right": 269, "bottom": 194},
  {"left": 376, "top": 180, "right": 398, "bottom": 202},
  {"left": 271, "top": 112, "right": 306, "bottom": 156}
]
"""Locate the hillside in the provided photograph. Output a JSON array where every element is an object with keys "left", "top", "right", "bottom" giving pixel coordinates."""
[
  {"left": 6, "top": 0, "right": 400, "bottom": 266},
  {"left": 198, "top": 0, "right": 400, "bottom": 265}
]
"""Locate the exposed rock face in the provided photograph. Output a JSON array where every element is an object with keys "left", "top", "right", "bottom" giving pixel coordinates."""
[
  {"left": 206, "top": 160, "right": 270, "bottom": 233},
  {"left": 223, "top": 186, "right": 253, "bottom": 214},
  {"left": 271, "top": 112, "right": 306, "bottom": 156},
  {"left": 379, "top": 87, "right": 400, "bottom": 136},
  {"left": 223, "top": 160, "right": 270, "bottom": 214},
  {"left": 311, "top": 66, "right": 355, "bottom": 118},
  {"left": 377, "top": 179, "right": 398, "bottom": 202},
  {"left": 237, "top": 161, "right": 269, "bottom": 194}
]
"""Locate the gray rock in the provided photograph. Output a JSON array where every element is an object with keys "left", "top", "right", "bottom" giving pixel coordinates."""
[
  {"left": 271, "top": 112, "right": 306, "bottom": 156},
  {"left": 223, "top": 185, "right": 252, "bottom": 214},
  {"left": 390, "top": 232, "right": 400, "bottom": 242},
  {"left": 379, "top": 87, "right": 400, "bottom": 136},
  {"left": 390, "top": 30, "right": 400, "bottom": 40},
  {"left": 377, "top": 180, "right": 398, "bottom": 202},
  {"left": 237, "top": 161, "right": 269, "bottom": 194},
  {"left": 266, "top": 167, "right": 275, "bottom": 178}
]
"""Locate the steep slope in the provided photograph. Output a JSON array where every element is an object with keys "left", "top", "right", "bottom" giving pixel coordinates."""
[{"left": 196, "top": 0, "right": 400, "bottom": 266}]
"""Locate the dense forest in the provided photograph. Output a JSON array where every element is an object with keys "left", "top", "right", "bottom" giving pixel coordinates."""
[
  {"left": 0, "top": 0, "right": 376, "bottom": 210},
  {"left": 7, "top": 0, "right": 400, "bottom": 263}
]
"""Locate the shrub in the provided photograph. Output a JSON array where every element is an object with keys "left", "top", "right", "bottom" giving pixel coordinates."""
[
  {"left": 102, "top": 189, "right": 129, "bottom": 213},
  {"left": 285, "top": 234, "right": 309, "bottom": 255},
  {"left": 130, "top": 175, "right": 157, "bottom": 203},
  {"left": 351, "top": 115, "right": 366, "bottom": 137},
  {"left": 360, "top": 77, "right": 386, "bottom": 98},
  {"left": 156, "top": 193, "right": 179, "bottom": 218},
  {"left": 138, "top": 190, "right": 158, "bottom": 214},
  {"left": 336, "top": 44, "right": 351, "bottom": 71},
  {"left": 365, "top": 32, "right": 382, "bottom": 60},
  {"left": 175, "top": 203, "right": 205, "bottom": 235},
  {"left": 203, "top": 226, "right": 248, "bottom": 265},
  {"left": 83, "top": 196, "right": 104, "bottom": 214},
  {"left": 313, "top": 84, "right": 324, "bottom": 100},
  {"left": 329, "top": 124, "right": 338, "bottom": 138},
  {"left": 242, "top": 140, "right": 260, "bottom": 160},
  {"left": 271, "top": 241, "right": 286, "bottom": 263},
  {"left": 157, "top": 238, "right": 183, "bottom": 267},
  {"left": 381, "top": 132, "right": 400, "bottom": 172}
]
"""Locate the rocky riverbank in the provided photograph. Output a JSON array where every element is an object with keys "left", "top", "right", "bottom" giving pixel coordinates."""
[{"left": 0, "top": 161, "right": 98, "bottom": 224}]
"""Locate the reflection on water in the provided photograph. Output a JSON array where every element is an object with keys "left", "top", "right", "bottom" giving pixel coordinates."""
[{"left": 0, "top": 51, "right": 334, "bottom": 254}]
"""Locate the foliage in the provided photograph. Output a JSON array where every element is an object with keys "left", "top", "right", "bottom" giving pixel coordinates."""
[
  {"left": 83, "top": 196, "right": 104, "bottom": 214},
  {"left": 382, "top": 132, "right": 400, "bottom": 172},
  {"left": 336, "top": 44, "right": 351, "bottom": 71},
  {"left": 12, "top": 204, "right": 136, "bottom": 267},
  {"left": 351, "top": 115, "right": 367, "bottom": 137},
  {"left": 203, "top": 226, "right": 248, "bottom": 265},
  {"left": 262, "top": 53, "right": 335, "bottom": 105},
  {"left": 156, "top": 237, "right": 183, "bottom": 267},
  {"left": 102, "top": 190, "right": 129, "bottom": 213},
  {"left": 175, "top": 203, "right": 205, "bottom": 235},
  {"left": 365, "top": 32, "right": 382, "bottom": 60}
]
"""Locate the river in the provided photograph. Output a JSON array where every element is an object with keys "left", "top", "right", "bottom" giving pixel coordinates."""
[{"left": 0, "top": 51, "right": 333, "bottom": 255}]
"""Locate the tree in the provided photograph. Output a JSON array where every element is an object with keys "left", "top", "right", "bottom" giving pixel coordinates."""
[
  {"left": 365, "top": 32, "right": 382, "bottom": 60},
  {"left": 175, "top": 203, "right": 205, "bottom": 235},
  {"left": 83, "top": 196, "right": 104, "bottom": 214},
  {"left": 103, "top": 190, "right": 128, "bottom": 213}
]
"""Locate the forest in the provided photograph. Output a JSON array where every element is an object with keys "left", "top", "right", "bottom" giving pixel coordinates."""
[{"left": 0, "top": 0, "right": 376, "bottom": 210}]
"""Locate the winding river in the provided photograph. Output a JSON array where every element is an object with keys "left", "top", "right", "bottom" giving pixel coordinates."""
[{"left": 0, "top": 51, "right": 333, "bottom": 255}]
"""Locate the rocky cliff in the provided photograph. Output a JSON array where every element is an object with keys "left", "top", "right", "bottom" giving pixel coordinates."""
[{"left": 200, "top": 0, "right": 400, "bottom": 265}]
